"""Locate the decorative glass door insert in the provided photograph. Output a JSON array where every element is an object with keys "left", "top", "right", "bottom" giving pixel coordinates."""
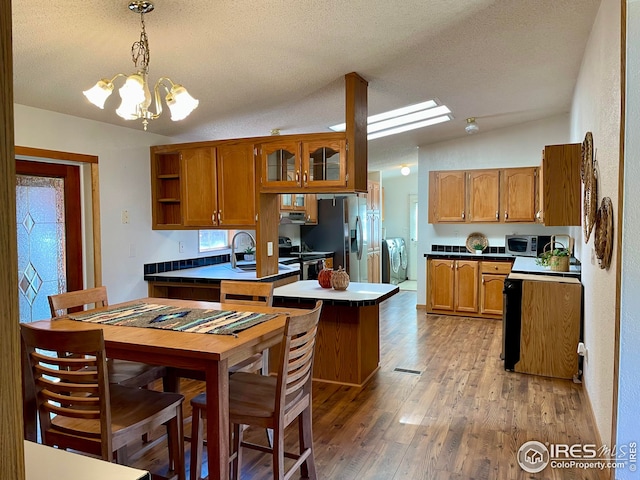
[{"left": 16, "top": 174, "right": 66, "bottom": 323}]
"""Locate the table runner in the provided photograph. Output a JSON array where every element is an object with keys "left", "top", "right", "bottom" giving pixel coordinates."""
[{"left": 68, "top": 303, "right": 277, "bottom": 336}]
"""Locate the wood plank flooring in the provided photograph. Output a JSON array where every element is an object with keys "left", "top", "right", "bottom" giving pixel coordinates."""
[{"left": 132, "top": 291, "right": 606, "bottom": 480}]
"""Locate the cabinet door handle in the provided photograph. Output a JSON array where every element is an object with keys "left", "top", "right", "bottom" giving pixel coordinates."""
[
  {"left": 295, "top": 170, "right": 300, "bottom": 182},
  {"left": 496, "top": 211, "right": 499, "bottom": 220},
  {"left": 482, "top": 277, "right": 485, "bottom": 284},
  {"left": 450, "top": 262, "right": 454, "bottom": 270},
  {"left": 211, "top": 213, "right": 217, "bottom": 225},
  {"left": 303, "top": 171, "right": 308, "bottom": 185},
  {"left": 504, "top": 210, "right": 508, "bottom": 220},
  {"left": 461, "top": 211, "right": 465, "bottom": 219},
  {"left": 217, "top": 211, "right": 222, "bottom": 222}
]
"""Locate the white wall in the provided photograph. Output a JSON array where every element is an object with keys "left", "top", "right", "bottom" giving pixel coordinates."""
[
  {"left": 569, "top": 0, "right": 620, "bottom": 447},
  {"left": 381, "top": 172, "right": 418, "bottom": 279},
  {"left": 14, "top": 105, "right": 202, "bottom": 303},
  {"left": 616, "top": 1, "right": 640, "bottom": 468},
  {"left": 416, "top": 114, "right": 571, "bottom": 305}
]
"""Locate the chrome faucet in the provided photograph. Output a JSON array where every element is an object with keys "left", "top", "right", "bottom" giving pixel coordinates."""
[{"left": 231, "top": 231, "right": 256, "bottom": 268}]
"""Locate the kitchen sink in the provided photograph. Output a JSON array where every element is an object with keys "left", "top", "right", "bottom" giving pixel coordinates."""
[{"left": 225, "top": 263, "right": 295, "bottom": 273}]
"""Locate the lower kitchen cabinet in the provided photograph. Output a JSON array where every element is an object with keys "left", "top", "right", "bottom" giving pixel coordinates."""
[
  {"left": 428, "top": 259, "right": 478, "bottom": 314},
  {"left": 427, "top": 257, "right": 512, "bottom": 319},
  {"left": 479, "top": 261, "right": 512, "bottom": 316}
]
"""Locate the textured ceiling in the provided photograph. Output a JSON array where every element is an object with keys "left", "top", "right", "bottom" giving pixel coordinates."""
[{"left": 11, "top": 0, "right": 601, "bottom": 174}]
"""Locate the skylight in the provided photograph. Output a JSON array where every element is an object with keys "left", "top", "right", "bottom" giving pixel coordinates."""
[{"left": 329, "top": 100, "right": 452, "bottom": 140}]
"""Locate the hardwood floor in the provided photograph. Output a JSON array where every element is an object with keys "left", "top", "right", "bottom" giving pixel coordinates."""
[{"left": 132, "top": 290, "right": 606, "bottom": 480}]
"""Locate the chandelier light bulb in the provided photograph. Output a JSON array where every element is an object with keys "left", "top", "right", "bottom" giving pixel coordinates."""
[
  {"left": 83, "top": 79, "right": 114, "bottom": 109},
  {"left": 166, "top": 84, "right": 199, "bottom": 121}
]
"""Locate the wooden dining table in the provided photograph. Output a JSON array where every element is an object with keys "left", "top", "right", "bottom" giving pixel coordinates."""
[{"left": 22, "top": 297, "right": 301, "bottom": 480}]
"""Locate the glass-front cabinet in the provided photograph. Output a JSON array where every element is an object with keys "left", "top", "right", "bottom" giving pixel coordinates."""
[
  {"left": 262, "top": 141, "right": 300, "bottom": 187},
  {"left": 260, "top": 135, "right": 347, "bottom": 191}
]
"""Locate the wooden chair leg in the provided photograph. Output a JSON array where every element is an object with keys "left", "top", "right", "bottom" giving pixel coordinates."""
[
  {"left": 168, "top": 407, "right": 185, "bottom": 480},
  {"left": 232, "top": 423, "right": 243, "bottom": 480},
  {"left": 299, "top": 408, "right": 317, "bottom": 479},
  {"left": 190, "top": 406, "right": 204, "bottom": 480},
  {"left": 273, "top": 427, "right": 285, "bottom": 480}
]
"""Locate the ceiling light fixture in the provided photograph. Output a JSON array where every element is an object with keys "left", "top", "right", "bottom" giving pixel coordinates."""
[
  {"left": 329, "top": 100, "right": 452, "bottom": 140},
  {"left": 83, "top": 1, "right": 198, "bottom": 130},
  {"left": 400, "top": 165, "right": 410, "bottom": 176},
  {"left": 465, "top": 117, "right": 479, "bottom": 134}
]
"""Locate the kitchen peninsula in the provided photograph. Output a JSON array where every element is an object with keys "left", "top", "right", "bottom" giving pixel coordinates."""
[
  {"left": 144, "top": 255, "right": 300, "bottom": 301},
  {"left": 273, "top": 281, "right": 399, "bottom": 387}
]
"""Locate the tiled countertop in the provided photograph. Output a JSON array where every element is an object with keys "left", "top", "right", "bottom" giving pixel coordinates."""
[{"left": 145, "top": 261, "right": 300, "bottom": 284}]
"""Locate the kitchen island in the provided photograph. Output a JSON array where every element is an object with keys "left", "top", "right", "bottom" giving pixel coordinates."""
[{"left": 273, "top": 281, "right": 399, "bottom": 387}]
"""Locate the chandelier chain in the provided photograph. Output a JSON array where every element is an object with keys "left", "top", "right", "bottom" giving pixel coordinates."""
[{"left": 131, "top": 13, "right": 150, "bottom": 74}]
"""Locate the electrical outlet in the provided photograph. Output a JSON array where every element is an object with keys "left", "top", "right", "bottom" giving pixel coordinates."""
[
  {"left": 179, "top": 241, "right": 185, "bottom": 253},
  {"left": 267, "top": 241, "right": 273, "bottom": 256},
  {"left": 121, "top": 210, "right": 130, "bottom": 224}
]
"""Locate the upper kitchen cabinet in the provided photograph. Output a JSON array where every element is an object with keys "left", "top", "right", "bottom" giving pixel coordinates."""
[
  {"left": 261, "top": 141, "right": 300, "bottom": 188},
  {"left": 259, "top": 134, "right": 348, "bottom": 192},
  {"left": 467, "top": 170, "right": 500, "bottom": 222},
  {"left": 151, "top": 143, "right": 256, "bottom": 230},
  {"left": 428, "top": 170, "right": 466, "bottom": 223},
  {"left": 501, "top": 167, "right": 537, "bottom": 222},
  {"left": 537, "top": 143, "right": 581, "bottom": 226},
  {"left": 429, "top": 167, "right": 538, "bottom": 224}
]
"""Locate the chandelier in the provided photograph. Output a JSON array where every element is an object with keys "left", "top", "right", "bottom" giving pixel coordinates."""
[{"left": 83, "top": 1, "right": 198, "bottom": 130}]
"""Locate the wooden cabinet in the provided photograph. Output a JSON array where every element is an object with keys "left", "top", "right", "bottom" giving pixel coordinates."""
[
  {"left": 429, "top": 167, "right": 537, "bottom": 224},
  {"left": 367, "top": 251, "right": 380, "bottom": 284},
  {"left": 304, "top": 194, "right": 318, "bottom": 224},
  {"left": 366, "top": 180, "right": 381, "bottom": 283},
  {"left": 260, "top": 135, "right": 348, "bottom": 191},
  {"left": 428, "top": 259, "right": 478, "bottom": 314},
  {"left": 151, "top": 143, "right": 256, "bottom": 229},
  {"left": 501, "top": 167, "right": 537, "bottom": 222},
  {"left": 467, "top": 170, "right": 500, "bottom": 222},
  {"left": 479, "top": 261, "right": 512, "bottom": 316},
  {"left": 279, "top": 193, "right": 317, "bottom": 224},
  {"left": 428, "top": 258, "right": 511, "bottom": 318},
  {"left": 537, "top": 143, "right": 581, "bottom": 226},
  {"left": 428, "top": 171, "right": 466, "bottom": 223},
  {"left": 367, "top": 180, "right": 380, "bottom": 211}
]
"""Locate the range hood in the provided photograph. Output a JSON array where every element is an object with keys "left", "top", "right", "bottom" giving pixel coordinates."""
[{"left": 280, "top": 212, "right": 306, "bottom": 224}]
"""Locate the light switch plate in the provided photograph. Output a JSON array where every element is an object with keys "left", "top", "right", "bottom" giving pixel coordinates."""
[{"left": 267, "top": 241, "right": 273, "bottom": 256}]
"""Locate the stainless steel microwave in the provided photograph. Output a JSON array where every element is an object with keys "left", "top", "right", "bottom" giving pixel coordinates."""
[{"left": 505, "top": 235, "right": 551, "bottom": 257}]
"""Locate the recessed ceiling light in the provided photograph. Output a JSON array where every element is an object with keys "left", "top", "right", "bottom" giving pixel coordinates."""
[
  {"left": 329, "top": 100, "right": 452, "bottom": 140},
  {"left": 401, "top": 165, "right": 410, "bottom": 176}
]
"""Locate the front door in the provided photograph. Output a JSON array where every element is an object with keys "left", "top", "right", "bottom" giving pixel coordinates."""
[{"left": 16, "top": 160, "right": 83, "bottom": 323}]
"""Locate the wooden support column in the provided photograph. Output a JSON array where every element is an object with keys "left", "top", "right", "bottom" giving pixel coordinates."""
[
  {"left": 0, "top": 0, "right": 26, "bottom": 477},
  {"left": 345, "top": 72, "right": 368, "bottom": 193}
]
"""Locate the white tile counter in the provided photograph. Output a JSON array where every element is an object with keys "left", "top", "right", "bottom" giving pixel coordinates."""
[
  {"left": 511, "top": 256, "right": 581, "bottom": 277},
  {"left": 273, "top": 280, "right": 399, "bottom": 306}
]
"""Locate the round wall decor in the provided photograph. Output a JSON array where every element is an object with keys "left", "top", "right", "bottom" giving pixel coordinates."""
[
  {"left": 581, "top": 131, "right": 593, "bottom": 183},
  {"left": 583, "top": 161, "right": 597, "bottom": 243},
  {"left": 594, "top": 197, "right": 613, "bottom": 270}
]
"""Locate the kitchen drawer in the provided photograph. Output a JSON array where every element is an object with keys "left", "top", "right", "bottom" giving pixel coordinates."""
[{"left": 480, "top": 261, "right": 512, "bottom": 275}]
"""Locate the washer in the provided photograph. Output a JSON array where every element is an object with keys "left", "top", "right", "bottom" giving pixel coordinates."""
[
  {"left": 396, "top": 237, "right": 408, "bottom": 283},
  {"left": 384, "top": 238, "right": 399, "bottom": 285}
]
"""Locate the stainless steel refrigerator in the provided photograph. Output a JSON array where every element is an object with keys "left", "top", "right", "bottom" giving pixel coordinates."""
[{"left": 300, "top": 196, "right": 369, "bottom": 282}]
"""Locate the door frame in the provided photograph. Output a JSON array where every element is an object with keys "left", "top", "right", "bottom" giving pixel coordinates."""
[{"left": 15, "top": 146, "right": 102, "bottom": 288}]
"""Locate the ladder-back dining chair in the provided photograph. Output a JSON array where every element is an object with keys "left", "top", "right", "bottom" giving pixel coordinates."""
[
  {"left": 189, "top": 300, "right": 322, "bottom": 480},
  {"left": 20, "top": 324, "right": 186, "bottom": 480},
  {"left": 48, "top": 286, "right": 168, "bottom": 388}
]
